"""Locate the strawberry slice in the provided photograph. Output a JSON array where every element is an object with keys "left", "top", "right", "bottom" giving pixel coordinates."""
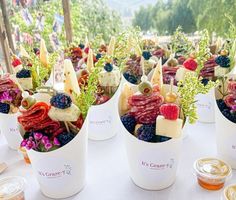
[{"left": 12, "top": 57, "right": 22, "bottom": 67}]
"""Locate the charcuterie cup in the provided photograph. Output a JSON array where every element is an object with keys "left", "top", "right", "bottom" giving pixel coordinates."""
[
  {"left": 196, "top": 88, "right": 215, "bottom": 123},
  {"left": 23, "top": 93, "right": 88, "bottom": 198},
  {"left": 88, "top": 82, "right": 122, "bottom": 141},
  {"left": 27, "top": 122, "right": 87, "bottom": 199},
  {"left": 118, "top": 84, "right": 183, "bottom": 190},
  {"left": 215, "top": 101, "right": 236, "bottom": 169},
  {"left": 0, "top": 112, "right": 22, "bottom": 150}
]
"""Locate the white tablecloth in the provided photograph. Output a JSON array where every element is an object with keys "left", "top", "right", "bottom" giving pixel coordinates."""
[{"left": 0, "top": 122, "right": 235, "bottom": 200}]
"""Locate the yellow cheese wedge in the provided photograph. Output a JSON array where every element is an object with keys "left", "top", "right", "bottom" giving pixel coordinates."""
[
  {"left": 107, "top": 36, "right": 116, "bottom": 56},
  {"left": 20, "top": 45, "right": 30, "bottom": 59},
  {"left": 119, "top": 83, "right": 135, "bottom": 115},
  {"left": 87, "top": 49, "right": 94, "bottom": 73},
  {"left": 64, "top": 59, "right": 80, "bottom": 102},
  {"left": 40, "top": 38, "right": 49, "bottom": 67},
  {"left": 156, "top": 115, "right": 183, "bottom": 138},
  {"left": 151, "top": 58, "right": 163, "bottom": 89}
]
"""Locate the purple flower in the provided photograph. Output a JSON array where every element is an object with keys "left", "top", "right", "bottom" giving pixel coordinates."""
[
  {"left": 53, "top": 137, "right": 60, "bottom": 146},
  {"left": 29, "top": 136, "right": 33, "bottom": 141},
  {"left": 26, "top": 140, "right": 36, "bottom": 150},
  {"left": 34, "top": 132, "right": 43, "bottom": 140},
  {"left": 20, "top": 139, "right": 27, "bottom": 147},
  {"left": 41, "top": 136, "right": 49, "bottom": 145},
  {"left": 0, "top": 91, "right": 13, "bottom": 103},
  {"left": 45, "top": 142, "right": 52, "bottom": 151},
  {"left": 231, "top": 105, "right": 236, "bottom": 111}
]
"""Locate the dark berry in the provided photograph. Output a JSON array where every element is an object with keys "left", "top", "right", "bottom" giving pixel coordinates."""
[
  {"left": 142, "top": 51, "right": 152, "bottom": 60},
  {"left": 154, "top": 135, "right": 172, "bottom": 143},
  {"left": 57, "top": 132, "right": 75, "bottom": 146},
  {"left": 215, "top": 56, "right": 230, "bottom": 68},
  {"left": 23, "top": 131, "right": 34, "bottom": 139},
  {"left": 96, "top": 53, "right": 102, "bottom": 60},
  {"left": 104, "top": 63, "right": 113, "bottom": 72},
  {"left": 137, "top": 124, "right": 155, "bottom": 142},
  {"left": 50, "top": 93, "right": 72, "bottom": 109},
  {"left": 201, "top": 78, "right": 209, "bottom": 86},
  {"left": 216, "top": 99, "right": 228, "bottom": 111},
  {"left": 16, "top": 69, "right": 31, "bottom": 78},
  {"left": 121, "top": 114, "right": 136, "bottom": 133},
  {"left": 123, "top": 72, "right": 138, "bottom": 84},
  {"left": 0, "top": 102, "right": 10, "bottom": 114},
  {"left": 79, "top": 44, "right": 85, "bottom": 49},
  {"left": 222, "top": 108, "right": 236, "bottom": 123}
]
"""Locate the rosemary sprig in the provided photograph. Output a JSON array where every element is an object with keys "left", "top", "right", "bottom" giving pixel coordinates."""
[{"left": 195, "top": 29, "right": 211, "bottom": 75}]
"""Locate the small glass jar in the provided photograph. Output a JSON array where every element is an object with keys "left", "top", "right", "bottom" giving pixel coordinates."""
[
  {"left": 193, "top": 157, "right": 232, "bottom": 190},
  {"left": 0, "top": 176, "right": 26, "bottom": 200},
  {"left": 18, "top": 147, "right": 31, "bottom": 164},
  {"left": 223, "top": 184, "right": 236, "bottom": 200}
]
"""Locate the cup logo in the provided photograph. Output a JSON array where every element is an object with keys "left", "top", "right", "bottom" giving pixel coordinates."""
[
  {"left": 38, "top": 164, "right": 72, "bottom": 179},
  {"left": 141, "top": 158, "right": 175, "bottom": 171}
]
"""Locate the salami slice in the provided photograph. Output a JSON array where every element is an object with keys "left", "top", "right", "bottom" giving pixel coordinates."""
[{"left": 128, "top": 92, "right": 164, "bottom": 124}]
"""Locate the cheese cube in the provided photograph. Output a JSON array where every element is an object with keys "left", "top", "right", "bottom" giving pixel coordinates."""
[
  {"left": 98, "top": 66, "right": 121, "bottom": 87},
  {"left": 48, "top": 104, "right": 81, "bottom": 122},
  {"left": 214, "top": 65, "right": 230, "bottom": 77},
  {"left": 175, "top": 67, "right": 195, "bottom": 82},
  {"left": 156, "top": 115, "right": 183, "bottom": 138}
]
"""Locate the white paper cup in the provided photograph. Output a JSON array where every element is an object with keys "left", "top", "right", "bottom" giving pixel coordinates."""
[
  {"left": 0, "top": 112, "right": 22, "bottom": 150},
  {"left": 118, "top": 83, "right": 182, "bottom": 190},
  {"left": 196, "top": 88, "right": 215, "bottom": 123},
  {"left": 215, "top": 100, "right": 236, "bottom": 169},
  {"left": 27, "top": 122, "right": 88, "bottom": 199},
  {"left": 122, "top": 125, "right": 182, "bottom": 190},
  {"left": 87, "top": 83, "right": 122, "bottom": 141}
]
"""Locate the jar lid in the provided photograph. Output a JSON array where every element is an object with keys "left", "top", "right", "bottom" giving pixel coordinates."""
[
  {"left": 224, "top": 184, "right": 236, "bottom": 200},
  {"left": 194, "top": 158, "right": 232, "bottom": 179},
  {"left": 0, "top": 176, "right": 26, "bottom": 199}
]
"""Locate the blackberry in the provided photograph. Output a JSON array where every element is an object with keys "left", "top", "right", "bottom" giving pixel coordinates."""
[
  {"left": 0, "top": 103, "right": 10, "bottom": 114},
  {"left": 216, "top": 99, "right": 228, "bottom": 111},
  {"left": 215, "top": 56, "right": 230, "bottom": 68},
  {"left": 79, "top": 44, "right": 85, "bottom": 49},
  {"left": 96, "top": 53, "right": 102, "bottom": 60},
  {"left": 57, "top": 132, "right": 75, "bottom": 146},
  {"left": 222, "top": 108, "right": 236, "bottom": 123},
  {"left": 123, "top": 72, "right": 138, "bottom": 84},
  {"left": 23, "top": 131, "right": 34, "bottom": 139},
  {"left": 121, "top": 114, "right": 136, "bottom": 133},
  {"left": 16, "top": 69, "right": 31, "bottom": 78},
  {"left": 50, "top": 93, "right": 72, "bottom": 109},
  {"left": 104, "top": 63, "right": 113, "bottom": 72},
  {"left": 201, "top": 78, "right": 209, "bottom": 86},
  {"left": 137, "top": 124, "right": 155, "bottom": 142},
  {"left": 142, "top": 51, "right": 152, "bottom": 60}
]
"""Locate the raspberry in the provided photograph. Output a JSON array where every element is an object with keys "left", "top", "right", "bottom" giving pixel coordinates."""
[
  {"left": 160, "top": 103, "right": 179, "bottom": 120},
  {"left": 16, "top": 69, "right": 31, "bottom": 78},
  {"left": 121, "top": 114, "right": 136, "bottom": 133},
  {"left": 0, "top": 103, "right": 10, "bottom": 114},
  {"left": 12, "top": 57, "right": 21, "bottom": 67},
  {"left": 137, "top": 124, "right": 155, "bottom": 142},
  {"left": 84, "top": 47, "right": 90, "bottom": 54},
  {"left": 50, "top": 93, "right": 72, "bottom": 109},
  {"left": 183, "top": 58, "right": 198, "bottom": 71}
]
